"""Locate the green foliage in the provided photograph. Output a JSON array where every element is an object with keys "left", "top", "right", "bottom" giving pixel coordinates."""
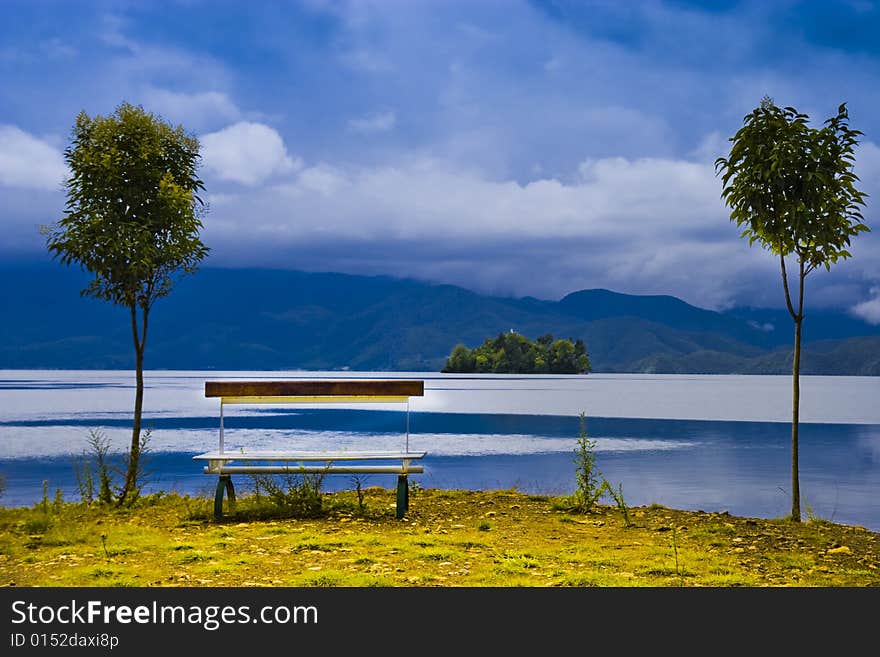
[
  {"left": 250, "top": 471, "right": 326, "bottom": 518},
  {"left": 45, "top": 102, "right": 208, "bottom": 506},
  {"left": 556, "top": 413, "right": 630, "bottom": 523},
  {"left": 39, "top": 480, "right": 50, "bottom": 515},
  {"left": 442, "top": 332, "right": 590, "bottom": 374},
  {"left": 350, "top": 475, "right": 370, "bottom": 513},
  {"left": 74, "top": 427, "right": 152, "bottom": 507},
  {"left": 607, "top": 482, "right": 631, "bottom": 528},
  {"left": 715, "top": 98, "right": 868, "bottom": 272},
  {"left": 573, "top": 413, "right": 606, "bottom": 512},
  {"left": 46, "top": 102, "right": 209, "bottom": 308},
  {"left": 75, "top": 428, "right": 113, "bottom": 505}
]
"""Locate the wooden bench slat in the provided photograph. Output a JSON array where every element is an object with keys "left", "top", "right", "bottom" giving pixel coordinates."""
[
  {"left": 205, "top": 379, "right": 425, "bottom": 398},
  {"left": 218, "top": 395, "right": 412, "bottom": 404}
]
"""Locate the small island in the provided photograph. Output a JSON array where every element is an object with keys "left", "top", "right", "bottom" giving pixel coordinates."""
[{"left": 442, "top": 331, "right": 590, "bottom": 374}]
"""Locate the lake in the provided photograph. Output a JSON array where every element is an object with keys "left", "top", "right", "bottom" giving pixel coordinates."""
[{"left": 1, "top": 369, "right": 879, "bottom": 530}]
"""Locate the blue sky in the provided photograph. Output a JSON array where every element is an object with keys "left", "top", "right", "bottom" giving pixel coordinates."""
[{"left": 1, "top": 0, "right": 879, "bottom": 320}]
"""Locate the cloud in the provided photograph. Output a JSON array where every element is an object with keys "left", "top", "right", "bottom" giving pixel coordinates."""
[
  {"left": 347, "top": 111, "right": 396, "bottom": 134},
  {"left": 852, "top": 288, "right": 880, "bottom": 325},
  {"left": 200, "top": 122, "right": 301, "bottom": 186},
  {"left": 2, "top": 0, "right": 879, "bottom": 312},
  {"left": 141, "top": 87, "right": 241, "bottom": 131},
  {"left": 197, "top": 153, "right": 773, "bottom": 307},
  {"left": 0, "top": 126, "right": 67, "bottom": 191}
]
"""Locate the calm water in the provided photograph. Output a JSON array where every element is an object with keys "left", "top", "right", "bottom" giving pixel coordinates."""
[{"left": 1, "top": 370, "right": 879, "bottom": 530}]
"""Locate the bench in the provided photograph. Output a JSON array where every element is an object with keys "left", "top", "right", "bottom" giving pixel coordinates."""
[{"left": 193, "top": 379, "right": 426, "bottom": 520}]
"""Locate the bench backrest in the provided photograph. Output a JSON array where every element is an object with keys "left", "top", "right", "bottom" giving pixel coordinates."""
[
  {"left": 205, "top": 379, "right": 424, "bottom": 404},
  {"left": 205, "top": 379, "right": 425, "bottom": 452}
]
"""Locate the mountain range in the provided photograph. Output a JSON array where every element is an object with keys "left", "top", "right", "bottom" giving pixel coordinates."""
[{"left": 1, "top": 264, "right": 879, "bottom": 374}]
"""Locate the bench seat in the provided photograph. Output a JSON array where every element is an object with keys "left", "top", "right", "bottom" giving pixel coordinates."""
[
  {"left": 193, "top": 450, "right": 426, "bottom": 475},
  {"left": 194, "top": 450, "right": 427, "bottom": 461}
]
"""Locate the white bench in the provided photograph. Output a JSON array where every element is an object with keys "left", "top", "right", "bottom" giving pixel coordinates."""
[{"left": 194, "top": 379, "right": 426, "bottom": 519}]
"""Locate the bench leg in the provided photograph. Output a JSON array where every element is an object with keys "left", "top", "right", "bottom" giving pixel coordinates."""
[
  {"left": 396, "top": 475, "right": 409, "bottom": 519},
  {"left": 214, "top": 475, "right": 235, "bottom": 519}
]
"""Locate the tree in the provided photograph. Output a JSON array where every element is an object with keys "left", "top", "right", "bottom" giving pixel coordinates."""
[
  {"left": 443, "top": 343, "right": 476, "bottom": 373},
  {"left": 441, "top": 332, "right": 591, "bottom": 374},
  {"left": 715, "top": 97, "right": 869, "bottom": 521},
  {"left": 46, "top": 102, "right": 209, "bottom": 505}
]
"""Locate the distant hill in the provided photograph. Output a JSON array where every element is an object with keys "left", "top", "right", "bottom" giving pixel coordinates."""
[{"left": 1, "top": 264, "right": 878, "bottom": 374}]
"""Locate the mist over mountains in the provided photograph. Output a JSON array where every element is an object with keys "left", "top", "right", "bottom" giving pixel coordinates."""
[{"left": 2, "top": 265, "right": 878, "bottom": 375}]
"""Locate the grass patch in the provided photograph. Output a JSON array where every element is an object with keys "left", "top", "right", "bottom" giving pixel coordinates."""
[{"left": 0, "top": 489, "right": 877, "bottom": 587}]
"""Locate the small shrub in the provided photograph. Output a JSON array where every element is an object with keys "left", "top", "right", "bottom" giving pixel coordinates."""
[
  {"left": 39, "top": 480, "right": 50, "bottom": 515},
  {"left": 22, "top": 516, "right": 52, "bottom": 535},
  {"left": 606, "top": 481, "right": 631, "bottom": 527},
  {"left": 350, "top": 475, "right": 369, "bottom": 513},
  {"left": 249, "top": 470, "right": 326, "bottom": 518},
  {"left": 52, "top": 487, "right": 65, "bottom": 513},
  {"left": 74, "top": 427, "right": 153, "bottom": 507},
  {"left": 556, "top": 412, "right": 631, "bottom": 521},
  {"left": 571, "top": 412, "right": 608, "bottom": 512}
]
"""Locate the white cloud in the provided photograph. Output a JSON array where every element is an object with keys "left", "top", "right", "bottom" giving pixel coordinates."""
[
  {"left": 691, "top": 131, "right": 730, "bottom": 164},
  {"left": 347, "top": 111, "right": 396, "bottom": 134},
  {"left": 852, "top": 288, "right": 880, "bottom": 325},
  {"left": 142, "top": 87, "right": 241, "bottom": 131},
  {"left": 100, "top": 14, "right": 139, "bottom": 52},
  {"left": 0, "top": 125, "right": 67, "bottom": 191},
  {"left": 199, "top": 154, "right": 770, "bottom": 307},
  {"left": 200, "top": 122, "right": 301, "bottom": 186}
]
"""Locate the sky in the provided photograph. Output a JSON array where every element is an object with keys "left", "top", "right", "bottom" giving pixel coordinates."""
[{"left": 1, "top": 0, "right": 879, "bottom": 320}]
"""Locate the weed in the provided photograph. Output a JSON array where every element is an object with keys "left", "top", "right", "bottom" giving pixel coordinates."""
[
  {"left": 572, "top": 413, "right": 607, "bottom": 512},
  {"left": 554, "top": 413, "right": 632, "bottom": 522},
  {"left": 802, "top": 495, "right": 829, "bottom": 524},
  {"left": 75, "top": 427, "right": 153, "bottom": 506},
  {"left": 39, "top": 480, "right": 50, "bottom": 515},
  {"left": 351, "top": 475, "right": 369, "bottom": 513},
  {"left": 22, "top": 517, "right": 52, "bottom": 535},
  {"left": 606, "top": 482, "right": 631, "bottom": 527},
  {"left": 249, "top": 470, "right": 326, "bottom": 518},
  {"left": 52, "top": 487, "right": 64, "bottom": 513}
]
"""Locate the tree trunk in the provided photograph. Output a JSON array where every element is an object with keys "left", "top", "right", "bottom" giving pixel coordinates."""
[
  {"left": 791, "top": 314, "right": 802, "bottom": 522},
  {"left": 789, "top": 258, "right": 806, "bottom": 522},
  {"left": 118, "top": 304, "right": 147, "bottom": 506}
]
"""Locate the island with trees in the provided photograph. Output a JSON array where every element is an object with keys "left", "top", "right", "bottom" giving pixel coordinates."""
[{"left": 442, "top": 331, "right": 590, "bottom": 374}]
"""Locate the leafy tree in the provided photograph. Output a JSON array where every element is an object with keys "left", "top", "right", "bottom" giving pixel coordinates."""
[
  {"left": 45, "top": 102, "right": 209, "bottom": 506},
  {"left": 445, "top": 344, "right": 476, "bottom": 372},
  {"left": 715, "top": 97, "right": 869, "bottom": 521},
  {"left": 442, "top": 332, "right": 590, "bottom": 374}
]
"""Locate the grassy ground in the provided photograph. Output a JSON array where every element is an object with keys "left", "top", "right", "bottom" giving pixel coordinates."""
[{"left": 1, "top": 485, "right": 878, "bottom": 587}]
